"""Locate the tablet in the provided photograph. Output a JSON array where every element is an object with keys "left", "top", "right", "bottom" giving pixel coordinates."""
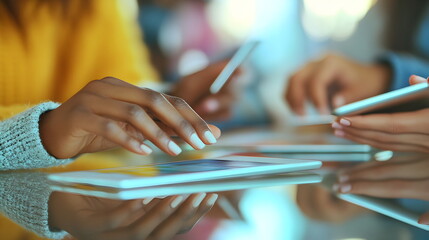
[
  {"left": 338, "top": 194, "right": 429, "bottom": 231},
  {"left": 322, "top": 174, "right": 429, "bottom": 231},
  {"left": 49, "top": 172, "right": 321, "bottom": 200},
  {"left": 48, "top": 156, "right": 321, "bottom": 189},
  {"left": 333, "top": 82, "right": 429, "bottom": 116},
  {"left": 208, "top": 144, "right": 372, "bottom": 154}
]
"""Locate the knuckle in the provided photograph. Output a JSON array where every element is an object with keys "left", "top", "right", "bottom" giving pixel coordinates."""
[
  {"left": 169, "top": 96, "right": 188, "bottom": 107},
  {"left": 145, "top": 90, "right": 165, "bottom": 105},
  {"left": 127, "top": 105, "right": 144, "bottom": 120},
  {"left": 103, "top": 121, "right": 118, "bottom": 133},
  {"left": 85, "top": 79, "right": 103, "bottom": 90}
]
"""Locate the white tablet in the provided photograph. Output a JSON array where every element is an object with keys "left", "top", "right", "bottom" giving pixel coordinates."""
[
  {"left": 338, "top": 194, "right": 429, "bottom": 231},
  {"left": 49, "top": 172, "right": 321, "bottom": 200},
  {"left": 208, "top": 144, "right": 372, "bottom": 154},
  {"left": 48, "top": 156, "right": 321, "bottom": 189},
  {"left": 333, "top": 82, "right": 429, "bottom": 116}
]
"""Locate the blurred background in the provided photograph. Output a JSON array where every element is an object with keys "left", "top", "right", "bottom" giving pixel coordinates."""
[{"left": 137, "top": 0, "right": 384, "bottom": 129}]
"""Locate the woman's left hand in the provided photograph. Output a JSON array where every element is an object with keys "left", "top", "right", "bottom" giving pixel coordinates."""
[
  {"left": 333, "top": 155, "right": 429, "bottom": 224},
  {"left": 332, "top": 75, "right": 429, "bottom": 153}
]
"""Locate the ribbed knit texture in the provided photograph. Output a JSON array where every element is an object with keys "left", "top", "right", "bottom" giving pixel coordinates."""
[
  {"left": 0, "top": 102, "right": 73, "bottom": 170},
  {"left": 0, "top": 171, "right": 68, "bottom": 239}
]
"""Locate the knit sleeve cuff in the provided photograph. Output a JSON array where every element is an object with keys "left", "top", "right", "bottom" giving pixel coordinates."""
[
  {"left": 0, "top": 102, "right": 73, "bottom": 170},
  {"left": 0, "top": 172, "right": 69, "bottom": 239}
]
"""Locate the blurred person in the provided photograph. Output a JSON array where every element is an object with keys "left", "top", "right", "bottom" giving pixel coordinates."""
[
  {"left": 285, "top": 0, "right": 429, "bottom": 115},
  {"left": 0, "top": 0, "right": 229, "bottom": 238}
]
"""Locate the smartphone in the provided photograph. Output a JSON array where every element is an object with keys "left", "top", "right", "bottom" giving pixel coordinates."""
[{"left": 333, "top": 82, "right": 429, "bottom": 116}]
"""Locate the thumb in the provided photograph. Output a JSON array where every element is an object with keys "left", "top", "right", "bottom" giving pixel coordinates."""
[
  {"left": 409, "top": 75, "right": 428, "bottom": 85},
  {"left": 418, "top": 211, "right": 429, "bottom": 225}
]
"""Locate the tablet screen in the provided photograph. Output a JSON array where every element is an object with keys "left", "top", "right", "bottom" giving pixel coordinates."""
[{"left": 95, "top": 159, "right": 270, "bottom": 176}]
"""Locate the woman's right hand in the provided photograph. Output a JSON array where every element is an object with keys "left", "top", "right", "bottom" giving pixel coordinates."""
[
  {"left": 285, "top": 54, "right": 391, "bottom": 115},
  {"left": 39, "top": 77, "right": 221, "bottom": 159}
]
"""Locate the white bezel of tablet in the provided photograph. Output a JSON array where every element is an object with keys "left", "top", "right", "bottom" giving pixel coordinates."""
[
  {"left": 48, "top": 156, "right": 321, "bottom": 189},
  {"left": 50, "top": 173, "right": 321, "bottom": 200},
  {"left": 333, "top": 82, "right": 429, "bottom": 116}
]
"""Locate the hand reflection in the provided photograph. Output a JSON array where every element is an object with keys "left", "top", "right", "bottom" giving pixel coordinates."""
[
  {"left": 50, "top": 192, "right": 218, "bottom": 240},
  {"left": 0, "top": 171, "right": 217, "bottom": 240},
  {"left": 296, "top": 184, "right": 365, "bottom": 223},
  {"left": 334, "top": 155, "right": 429, "bottom": 224}
]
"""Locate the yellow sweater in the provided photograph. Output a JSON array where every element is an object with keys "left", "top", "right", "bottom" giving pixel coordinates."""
[{"left": 0, "top": 0, "right": 158, "bottom": 239}]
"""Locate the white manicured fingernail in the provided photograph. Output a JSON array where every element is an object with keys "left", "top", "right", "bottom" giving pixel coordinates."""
[
  {"left": 142, "top": 197, "right": 154, "bottom": 205},
  {"left": 207, "top": 194, "right": 218, "bottom": 206},
  {"left": 170, "top": 196, "right": 184, "bottom": 208},
  {"left": 140, "top": 144, "right": 153, "bottom": 154},
  {"left": 190, "top": 133, "right": 205, "bottom": 150},
  {"left": 331, "top": 122, "right": 343, "bottom": 129},
  {"left": 168, "top": 141, "right": 182, "bottom": 155},
  {"left": 340, "top": 184, "right": 351, "bottom": 193},
  {"left": 338, "top": 175, "right": 349, "bottom": 183},
  {"left": 204, "top": 131, "right": 217, "bottom": 144},
  {"left": 332, "top": 184, "right": 339, "bottom": 192},
  {"left": 193, "top": 193, "right": 206, "bottom": 208},
  {"left": 340, "top": 118, "right": 351, "bottom": 126}
]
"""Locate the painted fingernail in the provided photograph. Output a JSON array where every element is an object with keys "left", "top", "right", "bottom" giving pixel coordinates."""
[
  {"left": 207, "top": 194, "right": 218, "bottom": 206},
  {"left": 170, "top": 196, "right": 184, "bottom": 208},
  {"left": 332, "top": 183, "right": 339, "bottom": 192},
  {"left": 140, "top": 144, "right": 153, "bottom": 155},
  {"left": 334, "top": 130, "right": 345, "bottom": 137},
  {"left": 193, "top": 193, "right": 207, "bottom": 208},
  {"left": 142, "top": 197, "right": 154, "bottom": 205},
  {"left": 204, "top": 99, "right": 219, "bottom": 113},
  {"left": 190, "top": 133, "right": 206, "bottom": 150},
  {"left": 332, "top": 122, "right": 343, "bottom": 129},
  {"left": 340, "top": 184, "right": 351, "bottom": 193},
  {"left": 338, "top": 175, "right": 349, "bottom": 183},
  {"left": 340, "top": 118, "right": 351, "bottom": 126},
  {"left": 168, "top": 141, "right": 182, "bottom": 155},
  {"left": 204, "top": 131, "right": 217, "bottom": 144}
]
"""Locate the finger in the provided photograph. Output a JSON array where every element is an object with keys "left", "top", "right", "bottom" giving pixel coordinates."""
[
  {"left": 339, "top": 159, "right": 429, "bottom": 182},
  {"left": 194, "top": 91, "right": 235, "bottom": 115},
  {"left": 409, "top": 75, "right": 428, "bottom": 85},
  {"left": 102, "top": 195, "right": 187, "bottom": 240},
  {"left": 86, "top": 79, "right": 209, "bottom": 151},
  {"left": 179, "top": 193, "right": 218, "bottom": 234},
  {"left": 78, "top": 113, "right": 149, "bottom": 155},
  {"left": 286, "top": 64, "right": 315, "bottom": 115},
  {"left": 92, "top": 199, "right": 143, "bottom": 232},
  {"left": 334, "top": 128, "right": 429, "bottom": 153},
  {"left": 308, "top": 61, "right": 337, "bottom": 114},
  {"left": 165, "top": 95, "right": 220, "bottom": 145},
  {"left": 148, "top": 193, "right": 216, "bottom": 239},
  {"left": 337, "top": 126, "right": 429, "bottom": 151},
  {"left": 335, "top": 179, "right": 429, "bottom": 201},
  {"left": 336, "top": 109, "right": 429, "bottom": 134},
  {"left": 418, "top": 211, "right": 429, "bottom": 225}
]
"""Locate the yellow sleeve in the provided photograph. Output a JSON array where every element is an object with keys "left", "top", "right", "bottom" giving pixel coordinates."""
[
  {"left": 56, "top": 0, "right": 160, "bottom": 101},
  {"left": 93, "top": 0, "right": 160, "bottom": 85}
]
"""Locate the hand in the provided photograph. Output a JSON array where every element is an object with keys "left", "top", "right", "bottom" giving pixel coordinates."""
[
  {"left": 333, "top": 156, "right": 429, "bottom": 224},
  {"left": 39, "top": 77, "right": 221, "bottom": 159},
  {"left": 332, "top": 75, "right": 429, "bottom": 153},
  {"left": 285, "top": 53, "right": 391, "bottom": 115},
  {"left": 171, "top": 61, "right": 241, "bottom": 121},
  {"left": 49, "top": 193, "right": 218, "bottom": 240},
  {"left": 296, "top": 184, "right": 365, "bottom": 222}
]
